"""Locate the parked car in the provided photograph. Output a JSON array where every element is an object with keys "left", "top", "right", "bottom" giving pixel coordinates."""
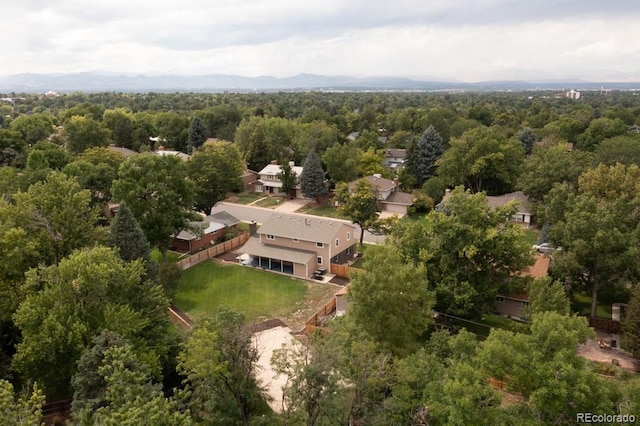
[{"left": 532, "top": 243, "right": 561, "bottom": 254}]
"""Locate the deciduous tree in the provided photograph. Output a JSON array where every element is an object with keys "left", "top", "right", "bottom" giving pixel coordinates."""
[
  {"left": 0, "top": 380, "right": 45, "bottom": 426},
  {"left": 63, "top": 115, "right": 111, "bottom": 154},
  {"left": 187, "top": 141, "right": 244, "bottom": 212},
  {"left": 278, "top": 161, "right": 298, "bottom": 199},
  {"left": 335, "top": 179, "right": 379, "bottom": 247},
  {"left": 111, "top": 154, "right": 195, "bottom": 260},
  {"left": 322, "top": 143, "right": 360, "bottom": 184},
  {"left": 348, "top": 245, "right": 434, "bottom": 356}
]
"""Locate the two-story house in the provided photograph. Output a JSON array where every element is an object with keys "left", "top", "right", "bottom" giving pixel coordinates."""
[
  {"left": 253, "top": 161, "right": 304, "bottom": 198},
  {"left": 239, "top": 212, "right": 357, "bottom": 278}
]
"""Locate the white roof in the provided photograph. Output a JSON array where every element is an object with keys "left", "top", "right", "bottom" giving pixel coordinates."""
[{"left": 258, "top": 164, "right": 303, "bottom": 176}]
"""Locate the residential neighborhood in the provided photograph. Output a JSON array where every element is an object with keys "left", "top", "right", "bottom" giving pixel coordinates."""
[{"left": 2, "top": 89, "right": 640, "bottom": 425}]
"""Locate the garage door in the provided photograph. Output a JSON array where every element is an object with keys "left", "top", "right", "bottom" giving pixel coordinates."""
[{"left": 385, "top": 203, "right": 407, "bottom": 214}]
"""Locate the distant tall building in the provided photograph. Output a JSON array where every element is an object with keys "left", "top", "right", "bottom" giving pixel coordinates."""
[{"left": 566, "top": 89, "right": 581, "bottom": 100}]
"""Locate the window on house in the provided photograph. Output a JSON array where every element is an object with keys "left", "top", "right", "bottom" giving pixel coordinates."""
[
  {"left": 346, "top": 232, "right": 350, "bottom": 241},
  {"left": 346, "top": 247, "right": 351, "bottom": 256},
  {"left": 335, "top": 238, "right": 339, "bottom": 247},
  {"left": 495, "top": 296, "right": 505, "bottom": 303},
  {"left": 317, "top": 256, "right": 323, "bottom": 265},
  {"left": 521, "top": 301, "right": 530, "bottom": 308},
  {"left": 316, "top": 242, "right": 323, "bottom": 248},
  {"left": 266, "top": 234, "right": 275, "bottom": 240}
]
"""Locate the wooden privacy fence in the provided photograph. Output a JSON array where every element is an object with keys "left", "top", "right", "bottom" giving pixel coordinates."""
[
  {"left": 330, "top": 263, "right": 364, "bottom": 279},
  {"left": 304, "top": 296, "right": 337, "bottom": 334},
  {"left": 176, "top": 233, "right": 250, "bottom": 271},
  {"left": 589, "top": 317, "right": 621, "bottom": 334}
]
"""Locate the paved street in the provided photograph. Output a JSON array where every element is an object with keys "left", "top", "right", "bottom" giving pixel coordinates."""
[{"left": 211, "top": 201, "right": 385, "bottom": 244}]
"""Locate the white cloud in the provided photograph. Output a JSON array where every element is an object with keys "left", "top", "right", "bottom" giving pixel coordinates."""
[{"left": 2, "top": 0, "right": 639, "bottom": 81}]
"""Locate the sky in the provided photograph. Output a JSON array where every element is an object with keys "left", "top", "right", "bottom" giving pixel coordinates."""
[{"left": 3, "top": 0, "right": 640, "bottom": 82}]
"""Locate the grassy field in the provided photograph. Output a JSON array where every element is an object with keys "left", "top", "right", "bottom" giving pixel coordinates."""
[
  {"left": 253, "top": 196, "right": 285, "bottom": 208},
  {"left": 572, "top": 292, "right": 615, "bottom": 319},
  {"left": 174, "top": 261, "right": 311, "bottom": 322},
  {"left": 151, "top": 248, "right": 183, "bottom": 264}
]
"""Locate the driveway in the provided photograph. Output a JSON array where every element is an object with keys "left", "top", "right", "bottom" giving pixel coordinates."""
[{"left": 212, "top": 202, "right": 385, "bottom": 244}]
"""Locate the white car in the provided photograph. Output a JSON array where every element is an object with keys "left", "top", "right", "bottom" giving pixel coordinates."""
[{"left": 532, "top": 243, "right": 561, "bottom": 254}]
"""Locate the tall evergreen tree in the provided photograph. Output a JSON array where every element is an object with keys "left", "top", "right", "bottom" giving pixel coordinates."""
[
  {"left": 187, "top": 117, "right": 208, "bottom": 154},
  {"left": 299, "top": 149, "right": 327, "bottom": 201},
  {"left": 517, "top": 127, "right": 536, "bottom": 155},
  {"left": 407, "top": 125, "right": 444, "bottom": 187},
  {"left": 108, "top": 203, "right": 151, "bottom": 263}
]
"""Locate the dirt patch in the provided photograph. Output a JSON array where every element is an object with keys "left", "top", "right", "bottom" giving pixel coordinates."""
[
  {"left": 279, "top": 282, "right": 341, "bottom": 333},
  {"left": 577, "top": 332, "right": 640, "bottom": 372}
]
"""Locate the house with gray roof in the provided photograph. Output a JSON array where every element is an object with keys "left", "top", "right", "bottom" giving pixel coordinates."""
[
  {"left": 349, "top": 175, "right": 414, "bottom": 216},
  {"left": 171, "top": 211, "right": 241, "bottom": 253},
  {"left": 486, "top": 191, "right": 533, "bottom": 227},
  {"left": 254, "top": 161, "right": 304, "bottom": 198},
  {"left": 240, "top": 212, "right": 356, "bottom": 278}
]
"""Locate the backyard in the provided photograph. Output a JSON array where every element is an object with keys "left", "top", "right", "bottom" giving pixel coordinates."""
[{"left": 174, "top": 260, "right": 340, "bottom": 330}]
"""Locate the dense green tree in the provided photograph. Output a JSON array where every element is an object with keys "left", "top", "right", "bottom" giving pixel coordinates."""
[
  {"left": 299, "top": 149, "right": 327, "bottom": 201},
  {"left": 522, "top": 277, "right": 570, "bottom": 317},
  {"left": 13, "top": 246, "right": 171, "bottom": 399},
  {"left": 0, "top": 129, "right": 27, "bottom": 167},
  {"left": 278, "top": 161, "right": 298, "bottom": 199},
  {"left": 0, "top": 380, "right": 45, "bottom": 426},
  {"left": 296, "top": 120, "right": 340, "bottom": 155},
  {"left": 111, "top": 154, "right": 195, "bottom": 260},
  {"left": 596, "top": 134, "right": 640, "bottom": 166},
  {"left": 355, "top": 147, "right": 384, "bottom": 177},
  {"left": 518, "top": 139, "right": 593, "bottom": 201},
  {"left": 349, "top": 246, "right": 434, "bottom": 356},
  {"left": 437, "top": 126, "right": 524, "bottom": 194},
  {"left": 421, "top": 175, "right": 448, "bottom": 204},
  {"left": 386, "top": 130, "right": 416, "bottom": 149},
  {"left": 549, "top": 164, "right": 640, "bottom": 318},
  {"left": 234, "top": 116, "right": 298, "bottom": 171},
  {"left": 187, "top": 116, "right": 208, "bottom": 154},
  {"left": 63, "top": 160, "right": 118, "bottom": 208},
  {"left": 108, "top": 203, "right": 152, "bottom": 264},
  {"left": 29, "top": 140, "right": 72, "bottom": 170},
  {"left": 72, "top": 329, "right": 130, "bottom": 419},
  {"left": 63, "top": 115, "right": 111, "bottom": 154},
  {"left": 478, "top": 312, "right": 614, "bottom": 423},
  {"left": 406, "top": 125, "right": 444, "bottom": 186},
  {"left": 622, "top": 287, "right": 640, "bottom": 358},
  {"left": 576, "top": 117, "right": 628, "bottom": 151},
  {"left": 177, "top": 308, "right": 265, "bottom": 426},
  {"left": 86, "top": 343, "right": 192, "bottom": 425},
  {"left": 516, "top": 126, "right": 536, "bottom": 155},
  {"left": 335, "top": 179, "right": 379, "bottom": 247},
  {"left": 390, "top": 187, "right": 532, "bottom": 316},
  {"left": 103, "top": 108, "right": 134, "bottom": 149},
  {"left": 9, "top": 113, "right": 55, "bottom": 145},
  {"left": 153, "top": 112, "right": 189, "bottom": 153},
  {"left": 13, "top": 171, "right": 102, "bottom": 265},
  {"left": 322, "top": 143, "right": 360, "bottom": 184},
  {"left": 187, "top": 141, "right": 244, "bottom": 213}
]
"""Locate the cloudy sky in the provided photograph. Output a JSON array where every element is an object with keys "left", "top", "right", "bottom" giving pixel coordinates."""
[{"left": 3, "top": 0, "right": 639, "bottom": 82}]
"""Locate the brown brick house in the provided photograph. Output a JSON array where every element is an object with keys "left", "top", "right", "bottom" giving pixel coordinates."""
[{"left": 171, "top": 211, "right": 241, "bottom": 253}]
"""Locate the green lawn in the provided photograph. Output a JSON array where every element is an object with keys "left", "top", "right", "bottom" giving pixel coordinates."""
[
  {"left": 225, "top": 192, "right": 265, "bottom": 205},
  {"left": 253, "top": 196, "right": 285, "bottom": 208},
  {"left": 297, "top": 202, "right": 348, "bottom": 220},
  {"left": 174, "top": 261, "right": 309, "bottom": 322},
  {"left": 151, "top": 248, "right": 183, "bottom": 264},
  {"left": 521, "top": 227, "right": 541, "bottom": 246},
  {"left": 572, "top": 292, "right": 614, "bottom": 319}
]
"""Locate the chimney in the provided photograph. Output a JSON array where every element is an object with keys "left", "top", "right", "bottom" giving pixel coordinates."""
[
  {"left": 393, "top": 177, "right": 399, "bottom": 188},
  {"left": 271, "top": 160, "right": 278, "bottom": 165},
  {"left": 249, "top": 221, "right": 257, "bottom": 236}
]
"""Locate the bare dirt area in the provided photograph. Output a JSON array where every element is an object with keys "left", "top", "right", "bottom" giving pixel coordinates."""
[
  {"left": 282, "top": 281, "right": 341, "bottom": 332},
  {"left": 577, "top": 332, "right": 640, "bottom": 372}
]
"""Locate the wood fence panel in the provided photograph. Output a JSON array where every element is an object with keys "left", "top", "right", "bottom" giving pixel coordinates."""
[
  {"left": 176, "top": 233, "right": 250, "bottom": 271},
  {"left": 330, "top": 263, "right": 364, "bottom": 279}
]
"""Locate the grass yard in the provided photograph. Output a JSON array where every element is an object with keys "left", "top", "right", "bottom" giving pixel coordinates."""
[
  {"left": 225, "top": 192, "right": 265, "bottom": 205},
  {"left": 253, "top": 196, "right": 285, "bottom": 208},
  {"left": 298, "top": 202, "right": 348, "bottom": 220},
  {"left": 572, "top": 292, "right": 614, "bottom": 319},
  {"left": 151, "top": 248, "right": 183, "bottom": 264},
  {"left": 174, "top": 261, "right": 321, "bottom": 324}
]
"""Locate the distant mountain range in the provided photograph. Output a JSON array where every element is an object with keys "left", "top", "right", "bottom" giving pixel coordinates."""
[{"left": 1, "top": 72, "right": 639, "bottom": 93}]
